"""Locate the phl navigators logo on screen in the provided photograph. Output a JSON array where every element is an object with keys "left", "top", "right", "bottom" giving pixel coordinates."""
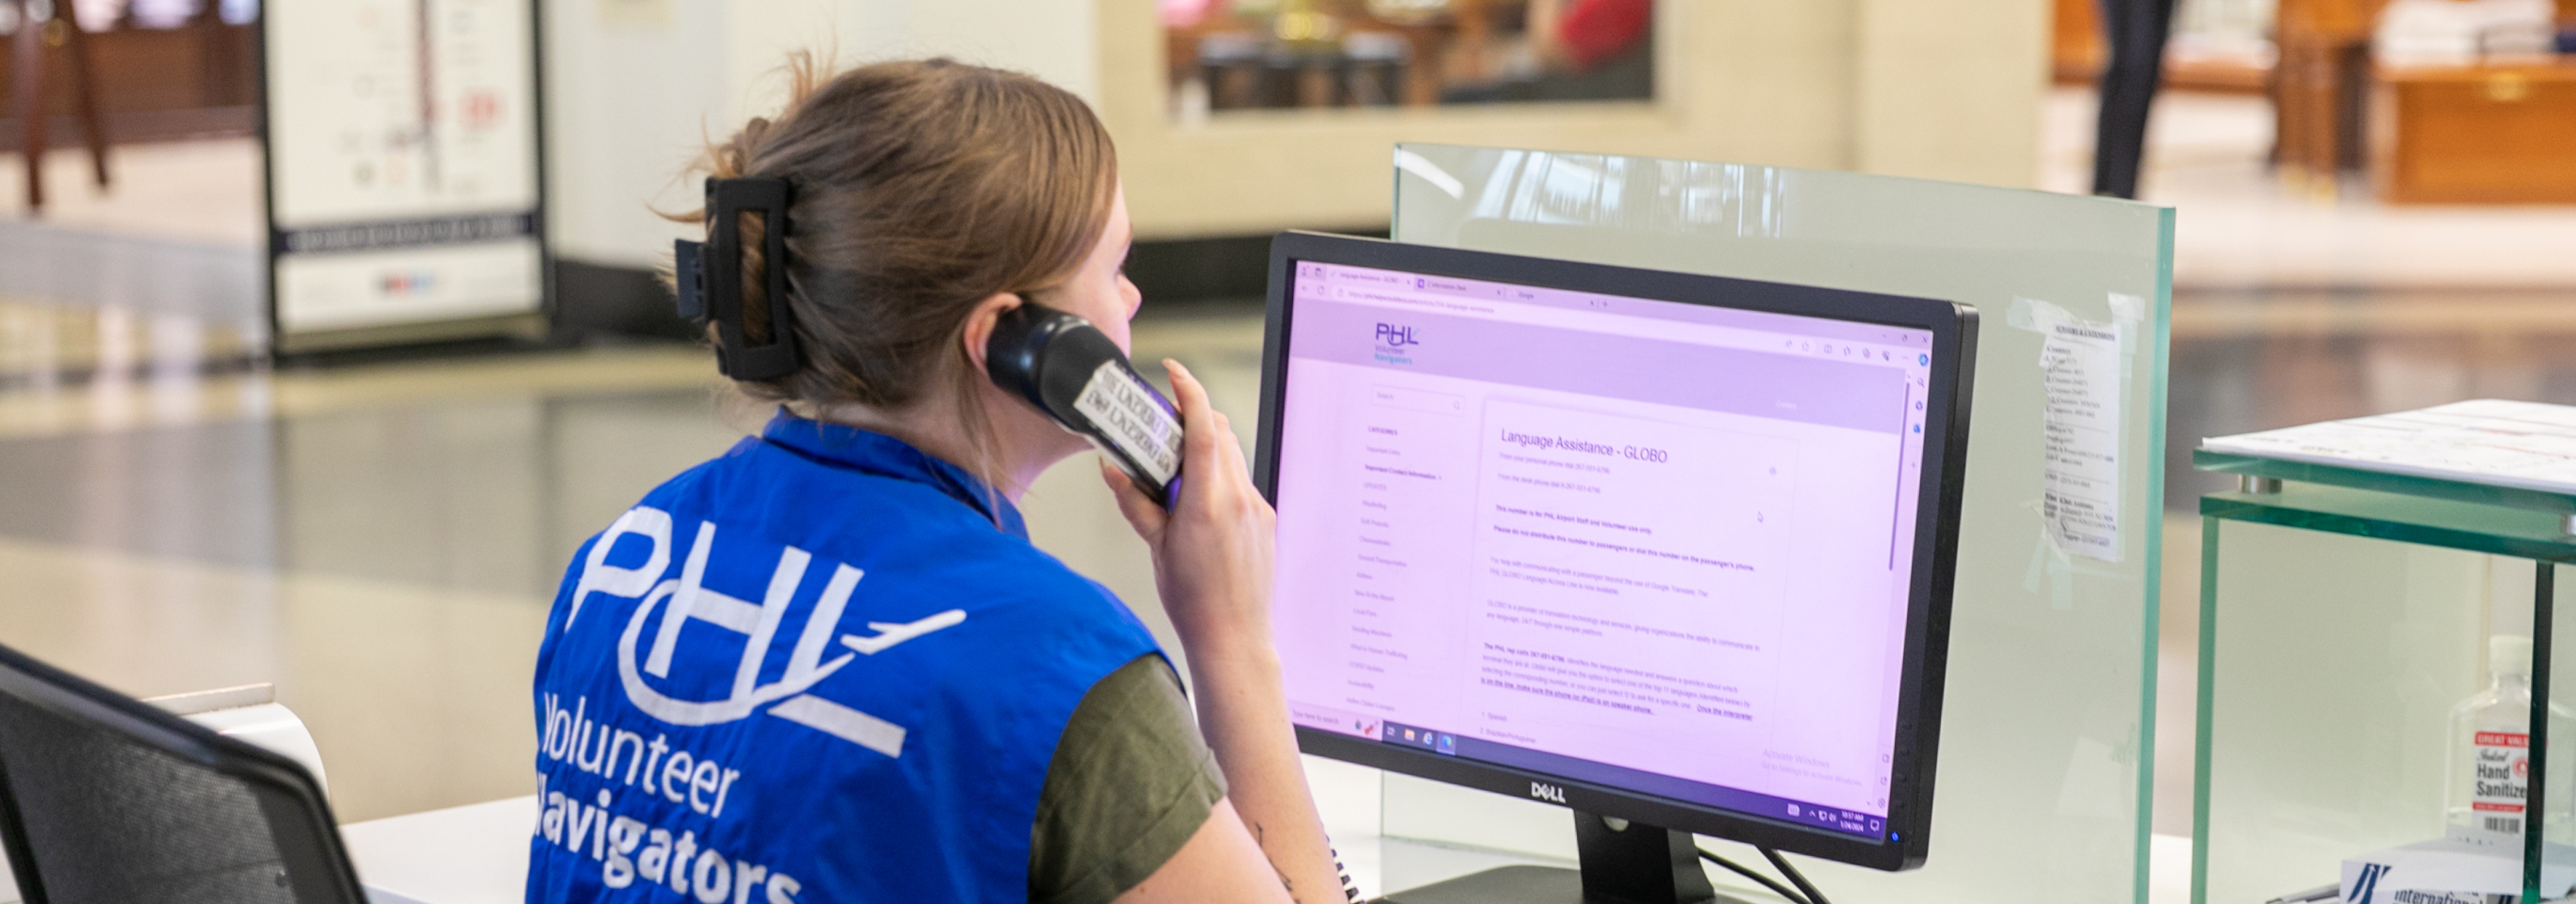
[{"left": 1374, "top": 323, "right": 1420, "bottom": 365}]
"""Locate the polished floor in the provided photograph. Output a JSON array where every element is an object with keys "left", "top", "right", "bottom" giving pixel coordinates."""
[
  {"left": 2038, "top": 88, "right": 2576, "bottom": 290},
  {"left": 0, "top": 139, "right": 264, "bottom": 248},
  {"left": 0, "top": 345, "right": 740, "bottom": 820},
  {"left": 0, "top": 309, "right": 1266, "bottom": 822}
]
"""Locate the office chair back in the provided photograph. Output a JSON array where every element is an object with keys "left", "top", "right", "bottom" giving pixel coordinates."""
[{"left": 0, "top": 643, "right": 365, "bottom": 904}]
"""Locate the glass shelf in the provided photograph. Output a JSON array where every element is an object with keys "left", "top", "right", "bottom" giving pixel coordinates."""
[
  {"left": 2200, "top": 483, "right": 2576, "bottom": 562},
  {"left": 2196, "top": 449, "right": 2576, "bottom": 519}
]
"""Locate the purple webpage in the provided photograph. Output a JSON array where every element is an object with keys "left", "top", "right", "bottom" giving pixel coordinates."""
[{"left": 1273, "top": 261, "right": 1936, "bottom": 840}]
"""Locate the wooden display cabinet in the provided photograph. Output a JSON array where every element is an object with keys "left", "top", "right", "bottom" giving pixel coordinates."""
[{"left": 2374, "top": 61, "right": 2576, "bottom": 204}]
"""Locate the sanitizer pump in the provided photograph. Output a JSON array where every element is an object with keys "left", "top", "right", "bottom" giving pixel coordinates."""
[{"left": 2447, "top": 635, "right": 2576, "bottom": 846}]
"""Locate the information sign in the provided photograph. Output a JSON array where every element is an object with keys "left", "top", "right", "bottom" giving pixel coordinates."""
[{"left": 261, "top": 0, "right": 546, "bottom": 350}]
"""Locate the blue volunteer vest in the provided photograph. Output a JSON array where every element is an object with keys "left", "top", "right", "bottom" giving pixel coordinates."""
[{"left": 526, "top": 414, "right": 1163, "bottom": 904}]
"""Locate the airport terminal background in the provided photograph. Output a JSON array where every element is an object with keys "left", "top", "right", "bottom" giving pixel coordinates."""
[{"left": 6, "top": 0, "right": 2576, "bottom": 899}]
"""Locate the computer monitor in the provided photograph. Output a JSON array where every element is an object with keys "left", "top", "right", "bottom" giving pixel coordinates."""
[{"left": 1254, "top": 232, "right": 1976, "bottom": 894}]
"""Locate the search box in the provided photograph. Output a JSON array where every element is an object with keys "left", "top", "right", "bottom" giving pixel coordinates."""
[{"left": 1370, "top": 385, "right": 1465, "bottom": 416}]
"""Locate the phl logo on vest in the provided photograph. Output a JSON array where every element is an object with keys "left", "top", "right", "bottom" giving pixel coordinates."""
[{"left": 565, "top": 505, "right": 961, "bottom": 759}]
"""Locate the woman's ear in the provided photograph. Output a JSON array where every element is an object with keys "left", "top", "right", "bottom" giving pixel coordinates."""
[{"left": 960, "top": 292, "right": 1024, "bottom": 373}]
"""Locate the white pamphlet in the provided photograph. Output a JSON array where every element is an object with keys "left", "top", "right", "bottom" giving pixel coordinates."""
[
  {"left": 2341, "top": 835, "right": 2576, "bottom": 903},
  {"left": 2041, "top": 315, "right": 2126, "bottom": 561},
  {"left": 2203, "top": 400, "right": 2576, "bottom": 496}
]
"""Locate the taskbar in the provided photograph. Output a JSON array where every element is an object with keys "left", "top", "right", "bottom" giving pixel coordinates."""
[{"left": 1295, "top": 704, "right": 1886, "bottom": 841}]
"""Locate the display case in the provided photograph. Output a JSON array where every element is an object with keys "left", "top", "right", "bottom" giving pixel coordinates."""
[{"left": 2195, "top": 451, "right": 2576, "bottom": 903}]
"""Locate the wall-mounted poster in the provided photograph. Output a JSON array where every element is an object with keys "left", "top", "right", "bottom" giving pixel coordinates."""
[{"left": 263, "top": 0, "right": 546, "bottom": 352}]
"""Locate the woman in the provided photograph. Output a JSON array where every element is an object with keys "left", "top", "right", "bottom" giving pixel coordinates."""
[{"left": 526, "top": 57, "right": 1341, "bottom": 904}]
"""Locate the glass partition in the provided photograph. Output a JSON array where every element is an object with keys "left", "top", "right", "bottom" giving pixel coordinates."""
[{"left": 1383, "top": 144, "right": 2174, "bottom": 904}]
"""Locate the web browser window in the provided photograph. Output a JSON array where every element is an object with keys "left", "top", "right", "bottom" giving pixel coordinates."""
[{"left": 1272, "top": 261, "right": 1936, "bottom": 839}]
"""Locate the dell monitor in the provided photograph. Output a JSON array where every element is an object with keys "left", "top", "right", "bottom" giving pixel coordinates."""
[{"left": 1254, "top": 232, "right": 1976, "bottom": 902}]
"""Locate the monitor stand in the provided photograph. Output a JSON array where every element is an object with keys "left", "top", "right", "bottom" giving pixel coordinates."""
[{"left": 1378, "top": 811, "right": 1753, "bottom": 904}]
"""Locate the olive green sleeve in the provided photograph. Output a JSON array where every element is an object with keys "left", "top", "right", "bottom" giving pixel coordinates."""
[{"left": 1028, "top": 653, "right": 1229, "bottom": 904}]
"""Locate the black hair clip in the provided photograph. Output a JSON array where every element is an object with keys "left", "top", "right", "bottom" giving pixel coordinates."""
[{"left": 673, "top": 176, "right": 799, "bottom": 381}]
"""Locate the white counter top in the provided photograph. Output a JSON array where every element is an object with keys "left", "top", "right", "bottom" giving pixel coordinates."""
[
  {"left": 340, "top": 755, "right": 1479, "bottom": 903},
  {"left": 337, "top": 757, "right": 2194, "bottom": 903}
]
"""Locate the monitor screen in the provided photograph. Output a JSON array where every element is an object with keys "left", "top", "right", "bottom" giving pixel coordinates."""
[{"left": 1258, "top": 234, "right": 1970, "bottom": 867}]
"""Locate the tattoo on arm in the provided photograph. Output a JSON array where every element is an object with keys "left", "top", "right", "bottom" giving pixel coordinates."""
[{"left": 1255, "top": 822, "right": 1299, "bottom": 897}]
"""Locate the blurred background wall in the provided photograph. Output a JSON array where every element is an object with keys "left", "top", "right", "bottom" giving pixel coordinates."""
[{"left": 539, "top": 0, "right": 2048, "bottom": 276}]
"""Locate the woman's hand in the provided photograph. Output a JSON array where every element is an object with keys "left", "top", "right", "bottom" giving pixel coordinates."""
[
  {"left": 1102, "top": 359, "right": 1279, "bottom": 666},
  {"left": 1104, "top": 361, "right": 1343, "bottom": 904}
]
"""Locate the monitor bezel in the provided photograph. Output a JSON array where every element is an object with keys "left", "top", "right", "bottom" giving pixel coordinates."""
[{"left": 1252, "top": 231, "right": 1978, "bottom": 872}]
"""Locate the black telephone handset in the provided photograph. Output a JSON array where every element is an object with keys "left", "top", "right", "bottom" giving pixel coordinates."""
[
  {"left": 985, "top": 303, "right": 1185, "bottom": 509},
  {"left": 990, "top": 308, "right": 1363, "bottom": 902}
]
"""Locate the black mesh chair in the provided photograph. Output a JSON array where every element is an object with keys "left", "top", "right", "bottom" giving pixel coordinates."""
[{"left": 0, "top": 642, "right": 366, "bottom": 904}]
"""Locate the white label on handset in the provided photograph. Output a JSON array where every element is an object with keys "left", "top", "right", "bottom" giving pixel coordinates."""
[{"left": 1072, "top": 360, "right": 1181, "bottom": 484}]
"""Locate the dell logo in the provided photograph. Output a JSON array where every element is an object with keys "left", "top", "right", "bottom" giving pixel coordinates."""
[
  {"left": 1530, "top": 782, "right": 1565, "bottom": 804},
  {"left": 1375, "top": 323, "right": 1420, "bottom": 348}
]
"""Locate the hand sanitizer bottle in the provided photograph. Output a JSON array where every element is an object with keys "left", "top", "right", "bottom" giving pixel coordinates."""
[{"left": 2447, "top": 635, "right": 2576, "bottom": 845}]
